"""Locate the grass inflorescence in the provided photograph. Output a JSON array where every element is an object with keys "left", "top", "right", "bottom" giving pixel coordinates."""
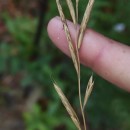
[{"left": 53, "top": 0, "right": 95, "bottom": 130}]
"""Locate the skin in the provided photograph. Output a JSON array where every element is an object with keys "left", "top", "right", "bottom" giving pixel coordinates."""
[{"left": 47, "top": 16, "right": 130, "bottom": 92}]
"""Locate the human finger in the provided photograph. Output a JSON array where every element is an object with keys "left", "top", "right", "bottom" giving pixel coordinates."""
[{"left": 47, "top": 17, "right": 130, "bottom": 91}]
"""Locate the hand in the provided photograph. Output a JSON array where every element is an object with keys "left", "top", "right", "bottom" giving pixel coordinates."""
[{"left": 47, "top": 17, "right": 130, "bottom": 92}]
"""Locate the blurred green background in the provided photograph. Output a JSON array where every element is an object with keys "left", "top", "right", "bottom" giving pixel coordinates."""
[{"left": 0, "top": 0, "right": 130, "bottom": 130}]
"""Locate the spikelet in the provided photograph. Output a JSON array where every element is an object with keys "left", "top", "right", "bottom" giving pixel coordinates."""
[
  {"left": 53, "top": 83, "right": 82, "bottom": 130},
  {"left": 66, "top": 0, "right": 76, "bottom": 25},
  {"left": 56, "top": 0, "right": 80, "bottom": 74},
  {"left": 78, "top": 0, "right": 95, "bottom": 49},
  {"left": 83, "top": 75, "right": 94, "bottom": 109}
]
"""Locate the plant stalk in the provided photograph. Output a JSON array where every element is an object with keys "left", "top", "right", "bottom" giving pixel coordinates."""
[{"left": 78, "top": 73, "right": 86, "bottom": 130}]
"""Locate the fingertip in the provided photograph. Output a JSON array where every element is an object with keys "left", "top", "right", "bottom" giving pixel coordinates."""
[
  {"left": 47, "top": 16, "right": 61, "bottom": 41},
  {"left": 47, "top": 16, "right": 70, "bottom": 55}
]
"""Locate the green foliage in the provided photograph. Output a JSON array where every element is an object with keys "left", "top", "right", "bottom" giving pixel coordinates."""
[{"left": 24, "top": 104, "right": 77, "bottom": 130}]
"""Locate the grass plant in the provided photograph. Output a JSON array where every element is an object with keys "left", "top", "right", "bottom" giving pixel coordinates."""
[{"left": 53, "top": 0, "right": 95, "bottom": 130}]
